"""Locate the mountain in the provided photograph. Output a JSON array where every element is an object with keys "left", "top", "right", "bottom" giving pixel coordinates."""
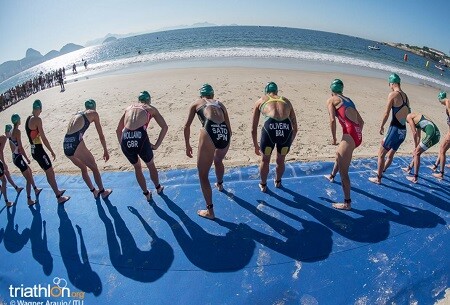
[
  {"left": 25, "top": 48, "right": 42, "bottom": 58},
  {"left": 60, "top": 43, "right": 84, "bottom": 54},
  {"left": 85, "top": 22, "right": 221, "bottom": 47},
  {"left": 0, "top": 43, "right": 84, "bottom": 84},
  {"left": 103, "top": 36, "right": 118, "bottom": 44}
]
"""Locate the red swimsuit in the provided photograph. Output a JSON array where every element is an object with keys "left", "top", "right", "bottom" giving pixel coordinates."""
[{"left": 335, "top": 96, "right": 362, "bottom": 148}]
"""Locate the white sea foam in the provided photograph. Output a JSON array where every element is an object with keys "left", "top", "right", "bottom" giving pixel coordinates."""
[
  {"left": 93, "top": 47, "right": 450, "bottom": 88},
  {"left": 3, "top": 47, "right": 449, "bottom": 92}
]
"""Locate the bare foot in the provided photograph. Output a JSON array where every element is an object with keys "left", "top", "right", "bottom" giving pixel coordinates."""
[
  {"left": 197, "top": 209, "right": 215, "bottom": 220},
  {"left": 368, "top": 177, "right": 381, "bottom": 184},
  {"left": 215, "top": 181, "right": 224, "bottom": 192},
  {"left": 432, "top": 172, "right": 443, "bottom": 180},
  {"left": 332, "top": 202, "right": 351, "bottom": 210},
  {"left": 28, "top": 199, "right": 36, "bottom": 206},
  {"left": 401, "top": 167, "right": 411, "bottom": 173},
  {"left": 427, "top": 165, "right": 437, "bottom": 172},
  {"left": 406, "top": 176, "right": 418, "bottom": 184},
  {"left": 34, "top": 188, "right": 43, "bottom": 196},
  {"left": 259, "top": 183, "right": 267, "bottom": 193},
  {"left": 143, "top": 190, "right": 152, "bottom": 202},
  {"left": 5, "top": 201, "right": 13, "bottom": 207},
  {"left": 57, "top": 196, "right": 71, "bottom": 204},
  {"left": 15, "top": 186, "right": 24, "bottom": 194},
  {"left": 156, "top": 185, "right": 164, "bottom": 194},
  {"left": 100, "top": 189, "right": 113, "bottom": 199},
  {"left": 324, "top": 175, "right": 335, "bottom": 182}
]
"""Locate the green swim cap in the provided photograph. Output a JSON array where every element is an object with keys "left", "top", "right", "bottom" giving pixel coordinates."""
[
  {"left": 11, "top": 113, "right": 21, "bottom": 124},
  {"left": 33, "top": 99, "right": 42, "bottom": 110},
  {"left": 438, "top": 91, "right": 447, "bottom": 101},
  {"left": 138, "top": 91, "right": 151, "bottom": 104},
  {"left": 388, "top": 73, "right": 401, "bottom": 84},
  {"left": 85, "top": 99, "right": 96, "bottom": 110},
  {"left": 5, "top": 124, "right": 12, "bottom": 133},
  {"left": 265, "top": 82, "right": 278, "bottom": 94},
  {"left": 330, "top": 79, "right": 344, "bottom": 93},
  {"left": 199, "top": 84, "right": 214, "bottom": 97}
]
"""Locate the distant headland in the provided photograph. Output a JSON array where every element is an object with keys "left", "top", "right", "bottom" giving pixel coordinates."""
[
  {"left": 0, "top": 43, "right": 84, "bottom": 83},
  {"left": 384, "top": 42, "right": 449, "bottom": 66}
]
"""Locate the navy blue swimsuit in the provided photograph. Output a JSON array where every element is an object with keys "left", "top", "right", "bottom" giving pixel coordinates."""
[{"left": 63, "top": 112, "right": 90, "bottom": 156}]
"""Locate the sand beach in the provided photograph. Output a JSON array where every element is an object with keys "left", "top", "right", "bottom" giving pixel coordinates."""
[{"left": 0, "top": 67, "right": 447, "bottom": 175}]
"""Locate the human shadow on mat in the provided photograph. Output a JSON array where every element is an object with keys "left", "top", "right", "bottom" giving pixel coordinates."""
[
  {"left": 410, "top": 175, "right": 450, "bottom": 198},
  {"left": 58, "top": 205, "right": 102, "bottom": 296},
  {"left": 3, "top": 202, "right": 30, "bottom": 253},
  {"left": 278, "top": 188, "right": 390, "bottom": 243},
  {"left": 154, "top": 194, "right": 255, "bottom": 272},
  {"left": 0, "top": 206, "right": 5, "bottom": 244},
  {"left": 350, "top": 186, "right": 446, "bottom": 228},
  {"left": 383, "top": 176, "right": 450, "bottom": 213},
  {"left": 29, "top": 204, "right": 53, "bottom": 275},
  {"left": 220, "top": 190, "right": 332, "bottom": 262},
  {"left": 95, "top": 198, "right": 173, "bottom": 282}
]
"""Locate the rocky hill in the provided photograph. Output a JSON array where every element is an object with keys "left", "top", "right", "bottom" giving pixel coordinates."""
[{"left": 0, "top": 43, "right": 84, "bottom": 83}]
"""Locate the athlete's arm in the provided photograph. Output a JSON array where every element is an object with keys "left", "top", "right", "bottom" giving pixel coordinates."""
[
  {"left": 220, "top": 102, "right": 232, "bottom": 137},
  {"left": 357, "top": 110, "right": 364, "bottom": 130},
  {"left": 407, "top": 114, "right": 419, "bottom": 147},
  {"left": 92, "top": 112, "right": 109, "bottom": 162},
  {"left": 0, "top": 136, "right": 6, "bottom": 164},
  {"left": 446, "top": 100, "right": 450, "bottom": 118},
  {"left": 327, "top": 98, "right": 337, "bottom": 145},
  {"left": 288, "top": 102, "right": 298, "bottom": 143},
  {"left": 116, "top": 113, "right": 125, "bottom": 143},
  {"left": 251, "top": 99, "right": 262, "bottom": 155},
  {"left": 151, "top": 107, "right": 168, "bottom": 150},
  {"left": 16, "top": 130, "right": 30, "bottom": 163},
  {"left": 380, "top": 94, "right": 394, "bottom": 135},
  {"left": 36, "top": 118, "right": 56, "bottom": 160},
  {"left": 184, "top": 102, "right": 197, "bottom": 158}
]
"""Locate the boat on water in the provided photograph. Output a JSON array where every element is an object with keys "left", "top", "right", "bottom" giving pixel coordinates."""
[
  {"left": 368, "top": 45, "right": 380, "bottom": 50},
  {"left": 435, "top": 64, "right": 445, "bottom": 71},
  {"left": 438, "top": 59, "right": 448, "bottom": 67}
]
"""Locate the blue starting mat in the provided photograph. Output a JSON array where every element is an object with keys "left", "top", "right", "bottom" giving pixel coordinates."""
[{"left": 0, "top": 156, "right": 448, "bottom": 304}]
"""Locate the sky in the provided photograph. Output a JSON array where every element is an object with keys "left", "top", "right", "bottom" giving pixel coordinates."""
[{"left": 0, "top": 0, "right": 449, "bottom": 64}]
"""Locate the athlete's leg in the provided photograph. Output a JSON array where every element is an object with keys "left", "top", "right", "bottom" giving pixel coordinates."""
[
  {"left": 384, "top": 149, "right": 396, "bottom": 171},
  {"left": 406, "top": 146, "right": 425, "bottom": 183},
  {"left": 67, "top": 155, "right": 97, "bottom": 196},
  {"left": 196, "top": 130, "right": 216, "bottom": 219},
  {"left": 433, "top": 131, "right": 450, "bottom": 179},
  {"left": 274, "top": 152, "right": 286, "bottom": 186},
  {"left": 369, "top": 146, "right": 388, "bottom": 184},
  {"left": 333, "top": 135, "right": 355, "bottom": 210},
  {"left": 44, "top": 167, "right": 69, "bottom": 203},
  {"left": 213, "top": 144, "right": 229, "bottom": 191},
  {"left": 73, "top": 141, "right": 111, "bottom": 198}
]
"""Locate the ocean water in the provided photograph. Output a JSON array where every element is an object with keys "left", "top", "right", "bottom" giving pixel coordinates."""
[{"left": 1, "top": 26, "right": 449, "bottom": 93}]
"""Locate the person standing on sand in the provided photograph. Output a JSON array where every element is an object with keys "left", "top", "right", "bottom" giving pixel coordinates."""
[
  {"left": 184, "top": 84, "right": 232, "bottom": 220},
  {"left": 251, "top": 82, "right": 298, "bottom": 192},
  {"left": 402, "top": 112, "right": 440, "bottom": 183},
  {"left": 63, "top": 99, "right": 112, "bottom": 199},
  {"left": 324, "top": 79, "right": 364, "bottom": 211},
  {"left": 428, "top": 91, "right": 450, "bottom": 178},
  {"left": 369, "top": 73, "right": 410, "bottom": 184},
  {"left": 7, "top": 115, "right": 42, "bottom": 206},
  {"left": 25, "top": 100, "right": 70, "bottom": 204},
  {"left": 116, "top": 91, "right": 167, "bottom": 201},
  {"left": 0, "top": 127, "right": 24, "bottom": 207}
]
